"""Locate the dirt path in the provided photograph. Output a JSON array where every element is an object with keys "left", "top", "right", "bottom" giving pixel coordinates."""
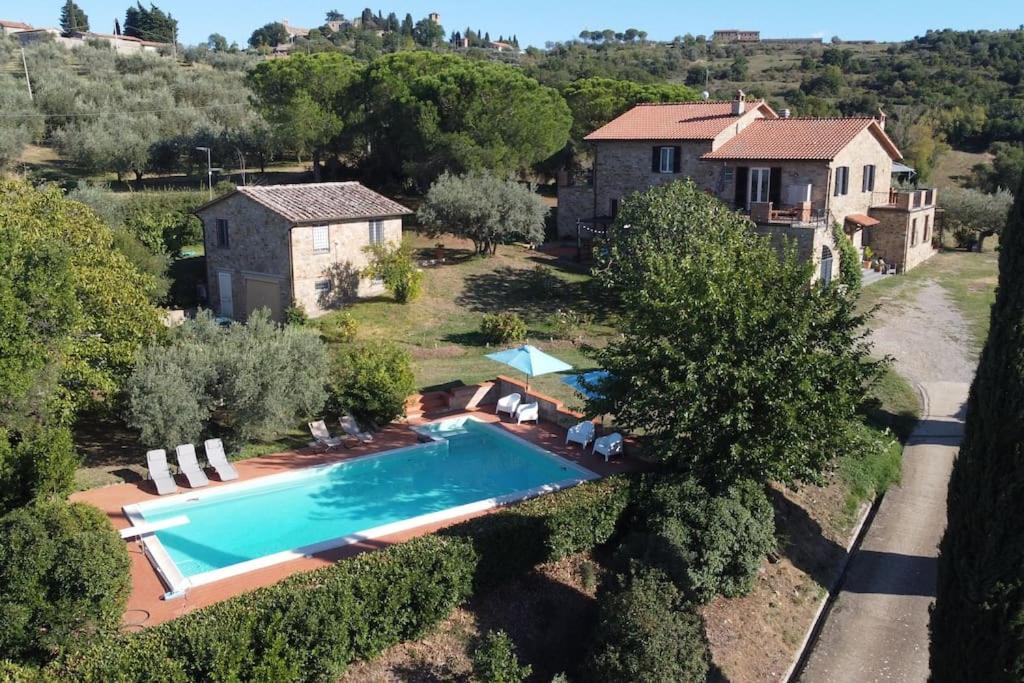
[
  {"left": 868, "top": 280, "right": 976, "bottom": 386},
  {"left": 798, "top": 277, "right": 976, "bottom": 682}
]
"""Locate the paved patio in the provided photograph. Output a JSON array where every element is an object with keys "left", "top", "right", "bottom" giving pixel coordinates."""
[{"left": 71, "top": 408, "right": 639, "bottom": 629}]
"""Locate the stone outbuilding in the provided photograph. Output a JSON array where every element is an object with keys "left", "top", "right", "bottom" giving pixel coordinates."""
[{"left": 195, "top": 182, "right": 412, "bottom": 322}]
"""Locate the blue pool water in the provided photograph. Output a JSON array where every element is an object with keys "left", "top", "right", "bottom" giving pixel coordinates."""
[{"left": 139, "top": 419, "right": 589, "bottom": 579}]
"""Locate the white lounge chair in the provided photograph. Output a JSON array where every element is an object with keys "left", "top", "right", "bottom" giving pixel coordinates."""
[
  {"left": 515, "top": 402, "right": 539, "bottom": 424},
  {"left": 175, "top": 444, "right": 210, "bottom": 488},
  {"left": 496, "top": 392, "right": 522, "bottom": 417},
  {"left": 340, "top": 414, "right": 373, "bottom": 444},
  {"left": 203, "top": 438, "right": 239, "bottom": 481},
  {"left": 566, "top": 421, "right": 595, "bottom": 449},
  {"left": 146, "top": 449, "right": 178, "bottom": 495},
  {"left": 309, "top": 420, "right": 344, "bottom": 450},
  {"left": 593, "top": 433, "right": 624, "bottom": 462}
]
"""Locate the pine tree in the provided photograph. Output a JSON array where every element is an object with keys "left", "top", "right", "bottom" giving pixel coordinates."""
[
  {"left": 59, "top": 0, "right": 89, "bottom": 34},
  {"left": 401, "top": 13, "right": 414, "bottom": 36},
  {"left": 931, "top": 180, "right": 1024, "bottom": 681},
  {"left": 513, "top": 34, "right": 519, "bottom": 47}
]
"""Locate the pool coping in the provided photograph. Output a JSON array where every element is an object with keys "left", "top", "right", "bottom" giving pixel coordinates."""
[{"left": 124, "top": 417, "right": 599, "bottom": 600}]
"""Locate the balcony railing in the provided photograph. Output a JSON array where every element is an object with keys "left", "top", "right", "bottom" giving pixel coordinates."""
[
  {"left": 746, "top": 201, "right": 828, "bottom": 228},
  {"left": 871, "top": 188, "right": 937, "bottom": 210}
]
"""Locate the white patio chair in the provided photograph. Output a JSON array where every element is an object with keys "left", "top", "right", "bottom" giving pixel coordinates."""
[
  {"left": 565, "top": 421, "right": 596, "bottom": 449},
  {"left": 340, "top": 414, "right": 373, "bottom": 444},
  {"left": 309, "top": 420, "right": 344, "bottom": 450},
  {"left": 203, "top": 438, "right": 239, "bottom": 481},
  {"left": 175, "top": 444, "right": 210, "bottom": 488},
  {"left": 496, "top": 392, "right": 522, "bottom": 417},
  {"left": 593, "top": 433, "right": 624, "bottom": 462},
  {"left": 515, "top": 402, "right": 539, "bottom": 424},
  {"left": 146, "top": 449, "right": 178, "bottom": 495}
]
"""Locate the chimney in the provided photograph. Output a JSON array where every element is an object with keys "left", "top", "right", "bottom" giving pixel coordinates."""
[
  {"left": 876, "top": 107, "right": 887, "bottom": 130},
  {"left": 732, "top": 90, "right": 745, "bottom": 116},
  {"left": 780, "top": 108, "right": 791, "bottom": 119}
]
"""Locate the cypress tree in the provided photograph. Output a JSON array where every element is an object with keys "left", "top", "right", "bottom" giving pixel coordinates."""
[
  {"left": 59, "top": 0, "right": 89, "bottom": 34},
  {"left": 931, "top": 178, "right": 1024, "bottom": 680}
]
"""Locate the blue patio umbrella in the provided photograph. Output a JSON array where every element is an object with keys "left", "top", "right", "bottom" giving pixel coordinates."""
[
  {"left": 485, "top": 344, "right": 573, "bottom": 389},
  {"left": 561, "top": 370, "right": 610, "bottom": 400}
]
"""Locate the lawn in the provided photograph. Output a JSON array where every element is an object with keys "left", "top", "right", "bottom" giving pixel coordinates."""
[{"left": 313, "top": 232, "right": 618, "bottom": 408}]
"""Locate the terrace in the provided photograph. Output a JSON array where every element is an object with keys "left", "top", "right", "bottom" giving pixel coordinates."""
[
  {"left": 72, "top": 376, "right": 642, "bottom": 629},
  {"left": 870, "top": 187, "right": 937, "bottom": 210}
]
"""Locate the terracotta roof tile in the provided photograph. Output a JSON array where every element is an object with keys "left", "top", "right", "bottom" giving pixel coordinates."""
[
  {"left": 0, "top": 19, "right": 33, "bottom": 30},
  {"left": 584, "top": 101, "right": 771, "bottom": 141},
  {"left": 231, "top": 182, "right": 412, "bottom": 224},
  {"left": 702, "top": 117, "right": 902, "bottom": 161}
]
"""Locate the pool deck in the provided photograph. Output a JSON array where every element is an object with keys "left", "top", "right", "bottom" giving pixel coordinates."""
[{"left": 71, "top": 409, "right": 641, "bottom": 629}]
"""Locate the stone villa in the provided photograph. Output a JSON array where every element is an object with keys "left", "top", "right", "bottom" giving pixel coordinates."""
[
  {"left": 558, "top": 93, "right": 937, "bottom": 282},
  {"left": 196, "top": 182, "right": 412, "bottom": 322}
]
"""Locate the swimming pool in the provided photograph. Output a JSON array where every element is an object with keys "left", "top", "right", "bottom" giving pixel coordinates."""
[{"left": 125, "top": 417, "right": 597, "bottom": 598}]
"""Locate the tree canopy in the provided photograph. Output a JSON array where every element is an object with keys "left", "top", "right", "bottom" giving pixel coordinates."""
[
  {"left": 931, "top": 179, "right": 1024, "bottom": 682},
  {"left": 562, "top": 77, "right": 698, "bottom": 144},
  {"left": 589, "top": 180, "right": 880, "bottom": 489},
  {"left": 59, "top": 1, "right": 89, "bottom": 34},
  {"left": 0, "top": 180, "right": 161, "bottom": 425},
  {"left": 940, "top": 186, "right": 1014, "bottom": 251},
  {"left": 417, "top": 171, "right": 548, "bottom": 255},
  {"left": 360, "top": 52, "right": 571, "bottom": 185}
]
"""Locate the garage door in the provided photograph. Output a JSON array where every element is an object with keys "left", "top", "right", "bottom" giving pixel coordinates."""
[{"left": 244, "top": 277, "right": 283, "bottom": 322}]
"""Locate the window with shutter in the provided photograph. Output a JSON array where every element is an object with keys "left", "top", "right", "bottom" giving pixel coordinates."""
[
  {"left": 834, "top": 167, "right": 850, "bottom": 196},
  {"left": 659, "top": 147, "right": 675, "bottom": 174},
  {"left": 215, "top": 219, "right": 229, "bottom": 248},
  {"left": 312, "top": 225, "right": 329, "bottom": 253},
  {"left": 862, "top": 164, "right": 875, "bottom": 192}
]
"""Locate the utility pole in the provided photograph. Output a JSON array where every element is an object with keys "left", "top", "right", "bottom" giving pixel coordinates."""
[
  {"left": 20, "top": 48, "right": 33, "bottom": 102},
  {"left": 196, "top": 146, "right": 213, "bottom": 200}
]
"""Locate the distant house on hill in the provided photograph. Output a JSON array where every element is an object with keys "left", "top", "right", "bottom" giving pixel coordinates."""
[
  {"left": 713, "top": 29, "right": 760, "bottom": 42},
  {"left": 196, "top": 183, "right": 412, "bottom": 322},
  {"left": 559, "top": 92, "right": 937, "bottom": 280},
  {"left": 0, "top": 19, "right": 33, "bottom": 35}
]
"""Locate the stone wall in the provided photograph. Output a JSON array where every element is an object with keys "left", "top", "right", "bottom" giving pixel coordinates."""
[
  {"left": 201, "top": 193, "right": 293, "bottom": 322},
  {"left": 592, "top": 140, "right": 713, "bottom": 217},
  {"left": 827, "top": 126, "right": 894, "bottom": 225},
  {"left": 290, "top": 217, "right": 402, "bottom": 316},
  {"left": 867, "top": 205, "right": 937, "bottom": 272},
  {"left": 556, "top": 184, "right": 596, "bottom": 239}
]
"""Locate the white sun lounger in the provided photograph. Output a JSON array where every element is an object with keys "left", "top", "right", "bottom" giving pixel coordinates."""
[
  {"left": 515, "top": 402, "right": 539, "bottom": 424},
  {"left": 340, "top": 414, "right": 373, "bottom": 444},
  {"left": 203, "top": 438, "right": 239, "bottom": 481},
  {"left": 566, "top": 421, "right": 596, "bottom": 449},
  {"left": 496, "top": 392, "right": 521, "bottom": 417},
  {"left": 146, "top": 449, "right": 178, "bottom": 495},
  {"left": 593, "top": 433, "right": 624, "bottom": 462},
  {"left": 175, "top": 444, "right": 210, "bottom": 488},
  {"left": 309, "top": 420, "right": 344, "bottom": 450}
]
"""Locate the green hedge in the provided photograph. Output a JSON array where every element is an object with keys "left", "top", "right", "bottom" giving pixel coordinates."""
[
  {"left": 442, "top": 475, "right": 633, "bottom": 589},
  {"left": 49, "top": 476, "right": 633, "bottom": 682}
]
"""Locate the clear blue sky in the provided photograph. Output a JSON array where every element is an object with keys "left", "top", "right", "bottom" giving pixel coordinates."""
[{"left": 2, "top": 0, "right": 1020, "bottom": 49}]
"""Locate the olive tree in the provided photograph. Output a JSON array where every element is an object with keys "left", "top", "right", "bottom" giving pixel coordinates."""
[
  {"left": 417, "top": 172, "right": 548, "bottom": 255},
  {"left": 940, "top": 186, "right": 1013, "bottom": 252}
]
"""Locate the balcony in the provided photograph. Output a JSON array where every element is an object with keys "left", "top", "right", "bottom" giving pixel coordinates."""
[
  {"left": 871, "top": 188, "right": 937, "bottom": 211},
  {"left": 747, "top": 201, "right": 828, "bottom": 228}
]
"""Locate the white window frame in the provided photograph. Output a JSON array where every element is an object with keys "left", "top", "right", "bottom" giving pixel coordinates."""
[
  {"left": 368, "top": 219, "right": 385, "bottom": 245},
  {"left": 748, "top": 167, "right": 771, "bottom": 208},
  {"left": 658, "top": 146, "right": 675, "bottom": 174},
  {"left": 312, "top": 225, "right": 330, "bottom": 254}
]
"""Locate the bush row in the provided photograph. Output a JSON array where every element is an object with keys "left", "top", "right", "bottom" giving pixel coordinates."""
[{"left": 49, "top": 475, "right": 633, "bottom": 682}]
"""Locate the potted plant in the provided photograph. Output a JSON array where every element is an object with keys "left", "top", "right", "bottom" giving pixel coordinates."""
[{"left": 862, "top": 246, "right": 873, "bottom": 268}]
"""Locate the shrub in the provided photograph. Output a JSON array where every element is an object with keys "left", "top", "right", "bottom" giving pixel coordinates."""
[
  {"left": 317, "top": 311, "right": 358, "bottom": 344},
  {"left": 0, "top": 501, "right": 131, "bottom": 664},
  {"left": 285, "top": 302, "right": 309, "bottom": 326},
  {"left": 126, "top": 310, "right": 329, "bottom": 448},
  {"left": 328, "top": 342, "right": 415, "bottom": 427},
  {"left": 616, "top": 476, "right": 776, "bottom": 603},
  {"left": 362, "top": 243, "right": 424, "bottom": 303},
  {"left": 50, "top": 535, "right": 476, "bottom": 682},
  {"left": 480, "top": 312, "right": 527, "bottom": 345},
  {"left": 0, "top": 426, "right": 80, "bottom": 515},
  {"left": 472, "top": 630, "right": 532, "bottom": 683},
  {"left": 443, "top": 475, "right": 632, "bottom": 589},
  {"left": 587, "top": 568, "right": 710, "bottom": 683}
]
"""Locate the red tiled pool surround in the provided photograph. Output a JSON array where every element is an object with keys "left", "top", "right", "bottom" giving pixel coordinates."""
[{"left": 71, "top": 409, "right": 640, "bottom": 628}]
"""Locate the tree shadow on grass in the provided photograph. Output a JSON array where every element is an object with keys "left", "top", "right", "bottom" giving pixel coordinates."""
[
  {"left": 457, "top": 267, "right": 609, "bottom": 323},
  {"left": 770, "top": 488, "right": 848, "bottom": 591}
]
